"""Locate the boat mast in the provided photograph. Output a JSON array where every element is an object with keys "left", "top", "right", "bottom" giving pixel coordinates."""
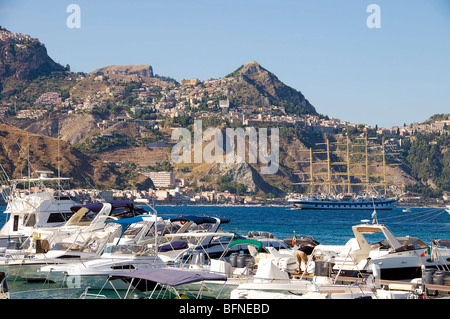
[
  {"left": 326, "top": 138, "right": 331, "bottom": 194},
  {"left": 382, "top": 137, "right": 387, "bottom": 197},
  {"left": 309, "top": 147, "right": 313, "bottom": 194},
  {"left": 365, "top": 134, "right": 369, "bottom": 194},
  {"left": 346, "top": 134, "right": 351, "bottom": 194},
  {"left": 294, "top": 132, "right": 393, "bottom": 197},
  {"left": 57, "top": 118, "right": 61, "bottom": 199}
]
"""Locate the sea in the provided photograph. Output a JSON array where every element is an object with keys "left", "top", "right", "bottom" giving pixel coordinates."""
[
  {"left": 1, "top": 204, "right": 449, "bottom": 299},
  {"left": 153, "top": 205, "right": 450, "bottom": 245}
]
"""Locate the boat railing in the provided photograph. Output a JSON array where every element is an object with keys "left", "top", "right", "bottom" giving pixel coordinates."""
[
  {"left": 332, "top": 246, "right": 363, "bottom": 284},
  {"left": 79, "top": 287, "right": 107, "bottom": 299},
  {"left": 0, "top": 271, "right": 9, "bottom": 299}
]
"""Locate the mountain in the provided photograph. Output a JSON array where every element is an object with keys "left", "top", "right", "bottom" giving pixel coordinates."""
[
  {"left": 0, "top": 123, "right": 153, "bottom": 190},
  {"left": 226, "top": 61, "right": 317, "bottom": 116},
  {"left": 0, "top": 27, "right": 66, "bottom": 96},
  {"left": 1, "top": 28, "right": 437, "bottom": 198}
]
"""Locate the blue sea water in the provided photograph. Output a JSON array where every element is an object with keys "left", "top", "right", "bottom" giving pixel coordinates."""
[
  {"left": 154, "top": 205, "right": 450, "bottom": 245},
  {"left": 1, "top": 205, "right": 449, "bottom": 245},
  {"left": 1, "top": 205, "right": 449, "bottom": 299}
]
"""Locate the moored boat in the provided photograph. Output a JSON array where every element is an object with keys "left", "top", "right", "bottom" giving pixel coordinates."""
[
  {"left": 0, "top": 171, "right": 79, "bottom": 252},
  {"left": 312, "top": 220, "right": 450, "bottom": 280},
  {"left": 288, "top": 193, "right": 397, "bottom": 210}
]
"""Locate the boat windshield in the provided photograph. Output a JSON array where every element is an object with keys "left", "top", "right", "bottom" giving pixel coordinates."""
[
  {"left": 370, "top": 237, "right": 429, "bottom": 251},
  {"left": 105, "top": 244, "right": 156, "bottom": 256},
  {"left": 394, "top": 237, "right": 429, "bottom": 252},
  {"left": 51, "top": 242, "right": 97, "bottom": 253}
]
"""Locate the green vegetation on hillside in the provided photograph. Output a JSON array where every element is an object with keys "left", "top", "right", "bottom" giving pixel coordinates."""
[{"left": 403, "top": 133, "right": 450, "bottom": 197}]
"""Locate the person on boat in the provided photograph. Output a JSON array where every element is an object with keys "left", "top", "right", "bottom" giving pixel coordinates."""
[{"left": 296, "top": 244, "right": 314, "bottom": 275}]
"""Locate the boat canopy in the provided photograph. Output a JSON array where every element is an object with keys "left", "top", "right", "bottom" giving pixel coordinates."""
[
  {"left": 165, "top": 232, "right": 235, "bottom": 238},
  {"left": 70, "top": 200, "right": 147, "bottom": 215},
  {"left": 105, "top": 215, "right": 156, "bottom": 226},
  {"left": 105, "top": 215, "right": 160, "bottom": 237},
  {"left": 228, "top": 239, "right": 263, "bottom": 252},
  {"left": 110, "top": 268, "right": 227, "bottom": 287},
  {"left": 434, "top": 239, "right": 450, "bottom": 248},
  {"left": 157, "top": 241, "right": 188, "bottom": 252},
  {"left": 171, "top": 215, "right": 230, "bottom": 225}
]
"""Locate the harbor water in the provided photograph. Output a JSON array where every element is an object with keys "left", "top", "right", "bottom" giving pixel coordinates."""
[
  {"left": 154, "top": 205, "right": 450, "bottom": 245},
  {"left": 1, "top": 205, "right": 449, "bottom": 299}
]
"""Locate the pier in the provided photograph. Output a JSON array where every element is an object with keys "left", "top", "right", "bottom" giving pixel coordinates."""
[{"left": 334, "top": 275, "right": 450, "bottom": 298}]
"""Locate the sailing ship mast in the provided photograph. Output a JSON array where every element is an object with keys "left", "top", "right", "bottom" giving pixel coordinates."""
[{"left": 294, "top": 133, "right": 390, "bottom": 196}]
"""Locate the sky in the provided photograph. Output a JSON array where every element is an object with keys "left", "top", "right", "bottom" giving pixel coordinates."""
[{"left": 1, "top": 0, "right": 449, "bottom": 128}]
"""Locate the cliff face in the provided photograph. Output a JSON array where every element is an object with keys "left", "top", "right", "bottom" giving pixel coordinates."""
[
  {"left": 0, "top": 123, "right": 122, "bottom": 189},
  {"left": 11, "top": 112, "right": 99, "bottom": 145},
  {"left": 93, "top": 65, "right": 154, "bottom": 78},
  {"left": 0, "top": 29, "right": 65, "bottom": 95},
  {"left": 227, "top": 61, "right": 316, "bottom": 116},
  {"left": 210, "top": 162, "right": 282, "bottom": 195},
  {"left": 90, "top": 64, "right": 156, "bottom": 84}
]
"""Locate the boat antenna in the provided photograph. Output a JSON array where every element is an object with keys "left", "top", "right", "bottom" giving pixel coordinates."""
[
  {"left": 27, "top": 132, "right": 30, "bottom": 191},
  {"left": 57, "top": 118, "right": 61, "bottom": 197}
]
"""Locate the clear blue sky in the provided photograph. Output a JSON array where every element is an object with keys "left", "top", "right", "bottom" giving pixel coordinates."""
[{"left": 1, "top": 0, "right": 449, "bottom": 128}]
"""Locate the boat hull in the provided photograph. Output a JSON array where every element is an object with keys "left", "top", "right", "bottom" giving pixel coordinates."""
[{"left": 290, "top": 199, "right": 397, "bottom": 210}]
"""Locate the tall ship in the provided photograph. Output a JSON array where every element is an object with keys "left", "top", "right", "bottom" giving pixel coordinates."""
[{"left": 289, "top": 134, "right": 398, "bottom": 210}]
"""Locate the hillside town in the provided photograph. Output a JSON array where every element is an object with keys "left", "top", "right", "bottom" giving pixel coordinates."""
[
  {"left": 1, "top": 67, "right": 449, "bottom": 207},
  {"left": 0, "top": 28, "right": 449, "bottom": 210},
  {"left": 9, "top": 69, "right": 449, "bottom": 140}
]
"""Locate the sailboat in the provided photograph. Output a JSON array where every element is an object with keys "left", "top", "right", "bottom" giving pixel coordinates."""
[{"left": 289, "top": 134, "right": 398, "bottom": 210}]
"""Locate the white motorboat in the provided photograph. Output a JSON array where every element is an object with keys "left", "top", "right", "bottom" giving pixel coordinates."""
[
  {"left": 192, "top": 238, "right": 315, "bottom": 298},
  {"left": 35, "top": 214, "right": 168, "bottom": 288},
  {"left": 230, "top": 287, "right": 413, "bottom": 299},
  {"left": 0, "top": 171, "right": 79, "bottom": 252},
  {"left": 312, "top": 219, "right": 450, "bottom": 280},
  {"left": 229, "top": 258, "right": 418, "bottom": 299},
  {"left": 1, "top": 202, "right": 159, "bottom": 281},
  {"left": 81, "top": 267, "right": 228, "bottom": 299},
  {"left": 445, "top": 206, "right": 450, "bottom": 214},
  {"left": 36, "top": 214, "right": 238, "bottom": 290}
]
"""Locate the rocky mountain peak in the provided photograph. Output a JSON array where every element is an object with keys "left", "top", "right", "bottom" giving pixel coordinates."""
[
  {"left": 240, "top": 61, "right": 262, "bottom": 74},
  {"left": 0, "top": 28, "right": 65, "bottom": 96},
  {"left": 93, "top": 64, "right": 153, "bottom": 78},
  {"left": 228, "top": 61, "right": 317, "bottom": 115}
]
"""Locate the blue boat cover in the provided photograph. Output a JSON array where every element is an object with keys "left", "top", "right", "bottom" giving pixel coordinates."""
[
  {"left": 111, "top": 268, "right": 227, "bottom": 286},
  {"left": 70, "top": 200, "right": 146, "bottom": 214},
  {"left": 106, "top": 216, "right": 147, "bottom": 226},
  {"left": 157, "top": 241, "right": 188, "bottom": 252},
  {"left": 105, "top": 216, "right": 150, "bottom": 236},
  {"left": 172, "top": 215, "right": 230, "bottom": 224}
]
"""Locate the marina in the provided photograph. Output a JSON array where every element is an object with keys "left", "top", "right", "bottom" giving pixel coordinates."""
[
  {"left": 1, "top": 202, "right": 449, "bottom": 300},
  {"left": 0, "top": 150, "right": 448, "bottom": 300}
]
